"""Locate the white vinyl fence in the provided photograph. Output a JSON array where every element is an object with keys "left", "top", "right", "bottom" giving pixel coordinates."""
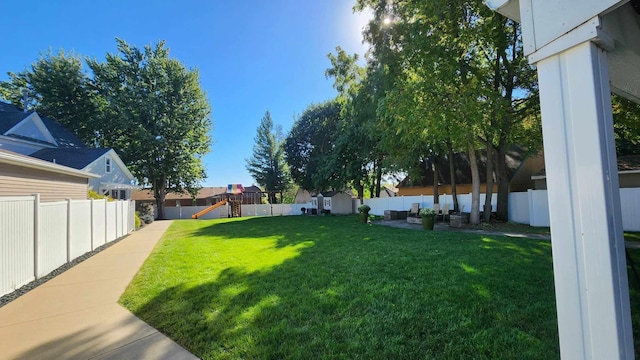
[
  {"left": 363, "top": 193, "right": 497, "bottom": 217},
  {"left": 362, "top": 189, "right": 640, "bottom": 231},
  {"left": 163, "top": 203, "right": 309, "bottom": 219},
  {"left": 1, "top": 195, "right": 135, "bottom": 297}
]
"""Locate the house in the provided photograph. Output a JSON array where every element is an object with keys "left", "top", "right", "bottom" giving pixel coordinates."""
[
  {"left": 0, "top": 102, "right": 136, "bottom": 199},
  {"left": 30, "top": 148, "right": 137, "bottom": 199},
  {"left": 397, "top": 147, "right": 544, "bottom": 196},
  {"left": 132, "top": 185, "right": 266, "bottom": 208},
  {"left": 532, "top": 155, "right": 640, "bottom": 189},
  {"left": 380, "top": 184, "right": 398, "bottom": 198},
  {"left": 0, "top": 149, "right": 99, "bottom": 202},
  {"left": 294, "top": 188, "right": 312, "bottom": 204}
]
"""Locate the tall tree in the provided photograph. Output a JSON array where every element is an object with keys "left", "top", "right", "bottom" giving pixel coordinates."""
[
  {"left": 246, "top": 111, "right": 289, "bottom": 203},
  {"left": 284, "top": 101, "right": 341, "bottom": 192},
  {"left": 0, "top": 50, "right": 97, "bottom": 145},
  {"left": 88, "top": 39, "right": 212, "bottom": 219}
]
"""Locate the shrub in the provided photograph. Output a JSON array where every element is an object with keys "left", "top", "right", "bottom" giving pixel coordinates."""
[
  {"left": 88, "top": 190, "right": 114, "bottom": 201},
  {"left": 358, "top": 204, "right": 371, "bottom": 213},
  {"left": 134, "top": 211, "right": 142, "bottom": 228},
  {"left": 419, "top": 208, "right": 437, "bottom": 216},
  {"left": 140, "top": 213, "right": 155, "bottom": 224}
]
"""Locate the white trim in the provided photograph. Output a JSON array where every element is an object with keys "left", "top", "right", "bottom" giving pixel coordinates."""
[
  {"left": 84, "top": 149, "right": 135, "bottom": 181},
  {"left": 0, "top": 150, "right": 99, "bottom": 178},
  {"left": 4, "top": 113, "right": 58, "bottom": 146}
]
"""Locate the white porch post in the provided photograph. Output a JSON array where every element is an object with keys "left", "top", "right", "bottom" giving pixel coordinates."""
[{"left": 537, "top": 41, "right": 633, "bottom": 358}]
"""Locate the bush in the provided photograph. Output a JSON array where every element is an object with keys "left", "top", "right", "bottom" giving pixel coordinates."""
[
  {"left": 419, "top": 208, "right": 437, "bottom": 216},
  {"left": 358, "top": 204, "right": 371, "bottom": 213},
  {"left": 140, "top": 213, "right": 155, "bottom": 224},
  {"left": 135, "top": 211, "right": 142, "bottom": 228},
  {"left": 88, "top": 190, "right": 114, "bottom": 201}
]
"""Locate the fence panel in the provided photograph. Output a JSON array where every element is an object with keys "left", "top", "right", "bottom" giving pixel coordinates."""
[
  {"left": 0, "top": 197, "right": 35, "bottom": 297},
  {"left": 508, "top": 192, "right": 530, "bottom": 224},
  {"left": 128, "top": 201, "right": 136, "bottom": 233},
  {"left": 69, "top": 200, "right": 92, "bottom": 261},
  {"left": 106, "top": 202, "right": 117, "bottom": 242},
  {"left": 620, "top": 188, "right": 640, "bottom": 231},
  {"left": 92, "top": 199, "right": 106, "bottom": 248},
  {"left": 242, "top": 204, "right": 272, "bottom": 216},
  {"left": 529, "top": 190, "right": 550, "bottom": 227},
  {"left": 38, "top": 201, "right": 68, "bottom": 277}
]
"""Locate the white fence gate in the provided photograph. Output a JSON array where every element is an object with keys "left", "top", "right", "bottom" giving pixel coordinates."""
[{"left": 0, "top": 195, "right": 135, "bottom": 297}]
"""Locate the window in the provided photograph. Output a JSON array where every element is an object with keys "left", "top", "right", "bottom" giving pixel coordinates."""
[
  {"left": 105, "top": 157, "right": 112, "bottom": 173},
  {"left": 110, "top": 190, "right": 119, "bottom": 199}
]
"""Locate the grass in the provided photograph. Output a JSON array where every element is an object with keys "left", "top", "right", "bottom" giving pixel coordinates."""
[{"left": 120, "top": 216, "right": 640, "bottom": 359}]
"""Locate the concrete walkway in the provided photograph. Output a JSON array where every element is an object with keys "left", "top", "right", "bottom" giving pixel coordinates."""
[{"left": 0, "top": 220, "right": 198, "bottom": 360}]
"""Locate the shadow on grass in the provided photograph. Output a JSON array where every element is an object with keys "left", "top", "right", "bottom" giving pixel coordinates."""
[{"left": 130, "top": 216, "right": 565, "bottom": 359}]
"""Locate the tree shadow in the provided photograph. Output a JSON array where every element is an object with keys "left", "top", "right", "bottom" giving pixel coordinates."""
[{"left": 129, "top": 216, "right": 567, "bottom": 359}]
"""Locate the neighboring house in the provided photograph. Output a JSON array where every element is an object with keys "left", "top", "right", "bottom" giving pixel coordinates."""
[
  {"left": 30, "top": 148, "right": 137, "bottom": 200},
  {"left": 380, "top": 185, "right": 399, "bottom": 198},
  {"left": 398, "top": 147, "right": 544, "bottom": 196},
  {"left": 0, "top": 149, "right": 99, "bottom": 202},
  {"left": 294, "top": 188, "right": 312, "bottom": 204},
  {"left": 532, "top": 155, "right": 640, "bottom": 189},
  {"left": 0, "top": 102, "right": 136, "bottom": 199},
  {"left": 132, "top": 185, "right": 267, "bottom": 207}
]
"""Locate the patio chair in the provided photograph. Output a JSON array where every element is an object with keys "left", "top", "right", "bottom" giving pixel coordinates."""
[
  {"left": 409, "top": 203, "right": 420, "bottom": 217},
  {"left": 440, "top": 203, "right": 450, "bottom": 222}
]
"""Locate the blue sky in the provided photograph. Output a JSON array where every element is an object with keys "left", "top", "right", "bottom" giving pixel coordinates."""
[{"left": 0, "top": 0, "right": 370, "bottom": 187}]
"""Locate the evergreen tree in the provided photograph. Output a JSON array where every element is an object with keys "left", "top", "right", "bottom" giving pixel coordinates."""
[{"left": 246, "top": 111, "right": 289, "bottom": 203}]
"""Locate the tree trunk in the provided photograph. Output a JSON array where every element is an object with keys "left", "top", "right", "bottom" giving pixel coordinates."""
[
  {"left": 448, "top": 141, "right": 459, "bottom": 211},
  {"left": 496, "top": 142, "right": 510, "bottom": 221},
  {"left": 432, "top": 157, "right": 439, "bottom": 204},
  {"left": 153, "top": 177, "right": 166, "bottom": 220},
  {"left": 356, "top": 180, "right": 364, "bottom": 202},
  {"left": 483, "top": 142, "right": 495, "bottom": 222},
  {"left": 375, "top": 157, "right": 383, "bottom": 198},
  {"left": 468, "top": 143, "right": 481, "bottom": 225}
]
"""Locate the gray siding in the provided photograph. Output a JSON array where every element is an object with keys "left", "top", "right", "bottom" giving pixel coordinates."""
[{"left": 0, "top": 163, "right": 88, "bottom": 202}]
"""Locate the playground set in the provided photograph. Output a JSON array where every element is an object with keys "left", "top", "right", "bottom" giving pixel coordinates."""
[{"left": 191, "top": 184, "right": 244, "bottom": 219}]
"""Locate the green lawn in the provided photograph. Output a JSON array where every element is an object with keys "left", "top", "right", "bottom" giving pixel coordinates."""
[{"left": 120, "top": 216, "right": 640, "bottom": 359}]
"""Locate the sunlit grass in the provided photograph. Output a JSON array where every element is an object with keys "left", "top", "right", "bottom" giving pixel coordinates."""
[{"left": 120, "top": 216, "right": 640, "bottom": 359}]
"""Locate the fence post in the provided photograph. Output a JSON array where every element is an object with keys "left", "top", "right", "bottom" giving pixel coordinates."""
[
  {"left": 66, "top": 198, "right": 71, "bottom": 263},
  {"left": 90, "top": 198, "right": 95, "bottom": 250},
  {"left": 32, "top": 193, "right": 40, "bottom": 279},
  {"left": 104, "top": 199, "right": 108, "bottom": 243}
]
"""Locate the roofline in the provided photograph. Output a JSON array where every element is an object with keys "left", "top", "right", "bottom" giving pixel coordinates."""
[
  {"left": 0, "top": 134, "right": 57, "bottom": 149},
  {"left": 0, "top": 151, "right": 100, "bottom": 179},
  {"left": 84, "top": 149, "right": 135, "bottom": 180}
]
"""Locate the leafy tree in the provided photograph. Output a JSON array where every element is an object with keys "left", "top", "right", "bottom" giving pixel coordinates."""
[
  {"left": 0, "top": 50, "right": 97, "bottom": 145},
  {"left": 284, "top": 101, "right": 341, "bottom": 192},
  {"left": 246, "top": 111, "right": 290, "bottom": 203},
  {"left": 88, "top": 39, "right": 212, "bottom": 218}
]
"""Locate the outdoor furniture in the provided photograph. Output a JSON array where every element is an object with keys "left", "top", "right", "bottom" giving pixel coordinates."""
[
  {"left": 440, "top": 204, "right": 451, "bottom": 222},
  {"left": 408, "top": 203, "right": 420, "bottom": 217}
]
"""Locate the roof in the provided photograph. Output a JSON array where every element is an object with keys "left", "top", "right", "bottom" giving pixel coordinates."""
[
  {"left": 399, "top": 146, "right": 528, "bottom": 188},
  {"left": 0, "top": 149, "right": 99, "bottom": 179},
  {"left": 0, "top": 102, "right": 86, "bottom": 149},
  {"left": 533, "top": 155, "right": 640, "bottom": 178},
  {"left": 30, "top": 148, "right": 111, "bottom": 169},
  {"left": 132, "top": 187, "right": 228, "bottom": 201}
]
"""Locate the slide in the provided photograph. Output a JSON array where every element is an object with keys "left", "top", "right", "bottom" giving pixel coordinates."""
[{"left": 191, "top": 199, "right": 227, "bottom": 219}]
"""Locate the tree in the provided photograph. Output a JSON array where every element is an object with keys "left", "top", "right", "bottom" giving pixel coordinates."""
[
  {"left": 0, "top": 50, "right": 97, "bottom": 145},
  {"left": 88, "top": 39, "right": 212, "bottom": 219},
  {"left": 246, "top": 111, "right": 289, "bottom": 203},
  {"left": 284, "top": 101, "right": 341, "bottom": 192}
]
